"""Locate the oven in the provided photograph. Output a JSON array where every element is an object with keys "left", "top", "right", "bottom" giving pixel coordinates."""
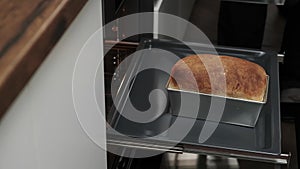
[{"left": 101, "top": 0, "right": 292, "bottom": 168}]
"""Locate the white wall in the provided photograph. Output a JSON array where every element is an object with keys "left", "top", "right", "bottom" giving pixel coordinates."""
[{"left": 0, "top": 0, "right": 107, "bottom": 169}]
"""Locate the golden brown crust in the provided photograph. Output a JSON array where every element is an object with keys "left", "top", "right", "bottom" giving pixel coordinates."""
[{"left": 168, "top": 54, "right": 267, "bottom": 102}]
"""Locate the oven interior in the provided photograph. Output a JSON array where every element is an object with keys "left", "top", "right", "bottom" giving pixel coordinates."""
[{"left": 101, "top": 0, "right": 297, "bottom": 168}]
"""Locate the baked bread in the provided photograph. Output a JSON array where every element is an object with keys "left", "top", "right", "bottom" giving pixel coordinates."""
[{"left": 168, "top": 54, "right": 267, "bottom": 102}]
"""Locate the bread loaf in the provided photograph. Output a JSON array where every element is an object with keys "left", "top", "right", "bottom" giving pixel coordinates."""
[{"left": 168, "top": 54, "right": 267, "bottom": 102}]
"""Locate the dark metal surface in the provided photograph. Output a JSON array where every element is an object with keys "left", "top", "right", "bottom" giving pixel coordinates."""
[
  {"left": 167, "top": 75, "right": 268, "bottom": 127},
  {"left": 107, "top": 39, "right": 286, "bottom": 164},
  {"left": 102, "top": 0, "right": 153, "bottom": 42}
]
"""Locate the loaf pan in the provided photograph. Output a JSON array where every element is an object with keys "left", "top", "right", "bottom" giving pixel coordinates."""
[{"left": 166, "top": 75, "right": 269, "bottom": 127}]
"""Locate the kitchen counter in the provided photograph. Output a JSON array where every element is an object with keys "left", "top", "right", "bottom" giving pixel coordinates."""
[{"left": 0, "top": 0, "right": 87, "bottom": 116}]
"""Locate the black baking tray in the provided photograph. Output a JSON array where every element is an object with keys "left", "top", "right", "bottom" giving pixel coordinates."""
[{"left": 107, "top": 39, "right": 281, "bottom": 156}]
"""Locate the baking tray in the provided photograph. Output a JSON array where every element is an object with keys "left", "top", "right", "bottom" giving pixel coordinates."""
[
  {"left": 166, "top": 70, "right": 269, "bottom": 127},
  {"left": 107, "top": 39, "right": 286, "bottom": 163}
]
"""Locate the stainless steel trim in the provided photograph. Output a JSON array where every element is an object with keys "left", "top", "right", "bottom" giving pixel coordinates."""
[
  {"left": 107, "top": 137, "right": 290, "bottom": 164},
  {"left": 105, "top": 40, "right": 139, "bottom": 46},
  {"left": 222, "top": 0, "right": 285, "bottom": 5},
  {"left": 184, "top": 145, "right": 290, "bottom": 165},
  {"left": 277, "top": 53, "right": 285, "bottom": 63},
  {"left": 107, "top": 139, "right": 184, "bottom": 153}
]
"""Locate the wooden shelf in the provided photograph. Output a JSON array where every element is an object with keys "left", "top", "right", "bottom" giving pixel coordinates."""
[{"left": 0, "top": 0, "right": 88, "bottom": 117}]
